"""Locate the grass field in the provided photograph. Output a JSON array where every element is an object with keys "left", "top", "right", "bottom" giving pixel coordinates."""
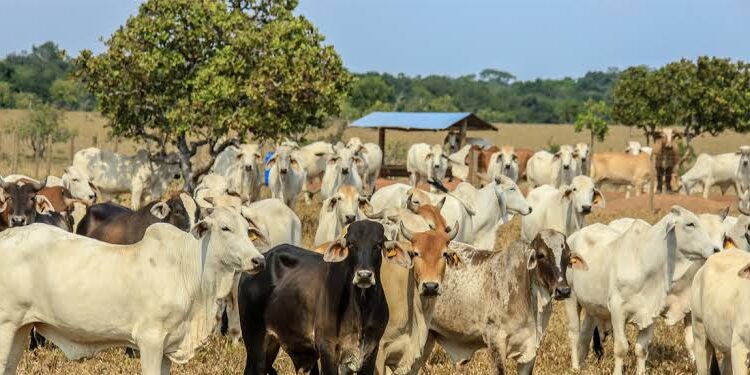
[{"left": 3, "top": 109, "right": 748, "bottom": 374}]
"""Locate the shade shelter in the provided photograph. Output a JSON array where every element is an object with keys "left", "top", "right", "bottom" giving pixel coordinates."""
[{"left": 349, "top": 112, "right": 496, "bottom": 177}]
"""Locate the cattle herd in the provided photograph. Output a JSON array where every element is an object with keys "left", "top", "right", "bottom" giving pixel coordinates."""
[{"left": 1, "top": 128, "right": 750, "bottom": 375}]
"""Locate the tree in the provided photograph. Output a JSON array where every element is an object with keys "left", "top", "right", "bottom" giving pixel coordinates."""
[
  {"left": 50, "top": 78, "right": 93, "bottom": 110},
  {"left": 479, "top": 69, "right": 515, "bottom": 85},
  {"left": 612, "top": 66, "right": 665, "bottom": 144},
  {"left": 75, "top": 0, "right": 350, "bottom": 191},
  {"left": 18, "top": 103, "right": 72, "bottom": 159},
  {"left": 0, "top": 42, "right": 71, "bottom": 102},
  {"left": 574, "top": 99, "right": 610, "bottom": 154},
  {"left": 0, "top": 82, "right": 13, "bottom": 108}
]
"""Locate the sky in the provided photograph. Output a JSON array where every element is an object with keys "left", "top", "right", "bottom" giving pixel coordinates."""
[{"left": 2, "top": 0, "right": 749, "bottom": 80}]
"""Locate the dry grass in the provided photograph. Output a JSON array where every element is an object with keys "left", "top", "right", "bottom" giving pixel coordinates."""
[{"left": 4, "top": 110, "right": 743, "bottom": 373}]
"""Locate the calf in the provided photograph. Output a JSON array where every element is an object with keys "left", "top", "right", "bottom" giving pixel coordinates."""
[
  {"left": 211, "top": 144, "right": 263, "bottom": 203},
  {"left": 239, "top": 221, "right": 411, "bottom": 375},
  {"left": 521, "top": 175, "right": 604, "bottom": 241},
  {"left": 267, "top": 145, "right": 306, "bottom": 208},
  {"left": 420, "top": 230, "right": 581, "bottom": 375},
  {"left": 566, "top": 207, "right": 719, "bottom": 374},
  {"left": 575, "top": 143, "right": 591, "bottom": 175},
  {"left": 625, "top": 141, "right": 653, "bottom": 156},
  {"left": 78, "top": 192, "right": 198, "bottom": 244}
]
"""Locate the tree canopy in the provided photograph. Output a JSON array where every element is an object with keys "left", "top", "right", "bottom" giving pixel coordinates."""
[{"left": 74, "top": 0, "right": 350, "bottom": 190}]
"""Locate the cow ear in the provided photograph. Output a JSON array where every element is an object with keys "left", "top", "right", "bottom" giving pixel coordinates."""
[
  {"left": 738, "top": 263, "right": 750, "bottom": 279},
  {"left": 665, "top": 218, "right": 676, "bottom": 239},
  {"left": 435, "top": 196, "right": 446, "bottom": 210},
  {"left": 444, "top": 249, "right": 463, "bottom": 268},
  {"left": 552, "top": 152, "right": 561, "bottom": 161},
  {"left": 35, "top": 195, "right": 54, "bottom": 215},
  {"left": 358, "top": 145, "right": 368, "bottom": 154},
  {"left": 718, "top": 207, "right": 730, "bottom": 222},
  {"left": 593, "top": 189, "right": 605, "bottom": 208},
  {"left": 0, "top": 198, "right": 7, "bottom": 213},
  {"left": 191, "top": 220, "right": 210, "bottom": 240},
  {"left": 290, "top": 158, "right": 300, "bottom": 168},
  {"left": 358, "top": 197, "right": 372, "bottom": 212},
  {"left": 354, "top": 157, "right": 365, "bottom": 169},
  {"left": 561, "top": 186, "right": 574, "bottom": 201},
  {"left": 150, "top": 202, "right": 170, "bottom": 219},
  {"left": 323, "top": 240, "right": 349, "bottom": 263},
  {"left": 570, "top": 253, "right": 588, "bottom": 271},
  {"left": 327, "top": 196, "right": 339, "bottom": 212},
  {"left": 248, "top": 226, "right": 268, "bottom": 246},
  {"left": 235, "top": 153, "right": 244, "bottom": 160},
  {"left": 526, "top": 250, "right": 538, "bottom": 270},
  {"left": 383, "top": 241, "right": 413, "bottom": 268},
  {"left": 724, "top": 234, "right": 738, "bottom": 250}
]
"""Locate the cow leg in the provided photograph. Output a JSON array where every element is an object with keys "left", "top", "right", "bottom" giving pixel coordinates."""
[
  {"left": 634, "top": 324, "right": 655, "bottom": 375},
  {"left": 683, "top": 314, "right": 695, "bottom": 362},
  {"left": 131, "top": 179, "right": 145, "bottom": 210},
  {"left": 579, "top": 313, "right": 598, "bottom": 364},
  {"left": 225, "top": 275, "right": 243, "bottom": 344},
  {"left": 160, "top": 356, "right": 171, "bottom": 375},
  {"left": 731, "top": 337, "right": 749, "bottom": 375},
  {"left": 564, "top": 297, "right": 583, "bottom": 369},
  {"left": 517, "top": 357, "right": 535, "bottom": 375},
  {"left": 692, "top": 315, "right": 714, "bottom": 375},
  {"left": 318, "top": 350, "right": 339, "bottom": 375},
  {"left": 137, "top": 333, "right": 167, "bottom": 375},
  {"left": 0, "top": 323, "right": 31, "bottom": 375},
  {"left": 610, "top": 310, "right": 628, "bottom": 375},
  {"left": 703, "top": 178, "right": 713, "bottom": 199},
  {"left": 664, "top": 167, "right": 675, "bottom": 193},
  {"left": 656, "top": 167, "right": 664, "bottom": 194},
  {"left": 485, "top": 330, "right": 508, "bottom": 375}
]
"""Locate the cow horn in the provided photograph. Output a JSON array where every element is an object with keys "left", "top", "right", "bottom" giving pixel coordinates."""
[
  {"left": 31, "top": 177, "right": 47, "bottom": 191},
  {"left": 406, "top": 193, "right": 419, "bottom": 213},
  {"left": 364, "top": 209, "right": 385, "bottom": 220},
  {"left": 447, "top": 220, "right": 459, "bottom": 240},
  {"left": 399, "top": 221, "right": 414, "bottom": 242},
  {"left": 0, "top": 176, "right": 11, "bottom": 191},
  {"left": 739, "top": 204, "right": 750, "bottom": 217}
]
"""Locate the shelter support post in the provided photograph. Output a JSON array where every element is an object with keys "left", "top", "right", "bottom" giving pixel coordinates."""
[
  {"left": 459, "top": 119, "right": 468, "bottom": 147},
  {"left": 378, "top": 127, "right": 386, "bottom": 177}
]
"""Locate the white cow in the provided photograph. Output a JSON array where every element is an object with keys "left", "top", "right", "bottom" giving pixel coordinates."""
[
  {"left": 314, "top": 184, "right": 371, "bottom": 247},
  {"left": 292, "top": 141, "right": 334, "bottom": 203},
  {"left": 3, "top": 168, "right": 98, "bottom": 206},
  {"left": 0, "top": 207, "right": 264, "bottom": 375},
  {"left": 487, "top": 146, "right": 519, "bottom": 183},
  {"left": 521, "top": 175, "right": 604, "bottom": 242},
  {"left": 370, "top": 183, "right": 475, "bottom": 243},
  {"left": 346, "top": 137, "right": 383, "bottom": 196},
  {"left": 446, "top": 144, "right": 472, "bottom": 181},
  {"left": 680, "top": 151, "right": 743, "bottom": 198},
  {"left": 452, "top": 176, "right": 532, "bottom": 249},
  {"left": 211, "top": 144, "right": 263, "bottom": 203},
  {"left": 194, "top": 173, "right": 231, "bottom": 208},
  {"left": 73, "top": 148, "right": 182, "bottom": 210},
  {"left": 575, "top": 143, "right": 591, "bottom": 175},
  {"left": 406, "top": 143, "right": 448, "bottom": 191},
  {"left": 565, "top": 207, "right": 719, "bottom": 374},
  {"left": 692, "top": 249, "right": 750, "bottom": 375},
  {"left": 320, "top": 146, "right": 364, "bottom": 200},
  {"left": 525, "top": 145, "right": 581, "bottom": 188},
  {"left": 736, "top": 145, "right": 750, "bottom": 195},
  {"left": 625, "top": 141, "right": 653, "bottom": 156},
  {"left": 267, "top": 145, "right": 306, "bottom": 209}
]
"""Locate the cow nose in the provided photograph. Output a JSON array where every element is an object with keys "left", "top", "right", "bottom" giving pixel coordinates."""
[
  {"left": 581, "top": 205, "right": 592, "bottom": 214},
  {"left": 434, "top": 164, "right": 440, "bottom": 169},
  {"left": 527, "top": 207, "right": 533, "bottom": 214},
  {"left": 713, "top": 246, "right": 721, "bottom": 254},
  {"left": 10, "top": 216, "right": 25, "bottom": 226},
  {"left": 244, "top": 165, "right": 253, "bottom": 172},
  {"left": 505, "top": 164, "right": 511, "bottom": 169},
  {"left": 251, "top": 256, "right": 265, "bottom": 271},
  {"left": 342, "top": 168, "right": 349, "bottom": 175},
  {"left": 88, "top": 193, "right": 97, "bottom": 201},
  {"left": 280, "top": 168, "right": 288, "bottom": 174},
  {"left": 555, "top": 286, "right": 571, "bottom": 299},
  {"left": 563, "top": 164, "right": 570, "bottom": 170},
  {"left": 344, "top": 215, "right": 356, "bottom": 224},
  {"left": 421, "top": 282, "right": 440, "bottom": 296},
  {"left": 357, "top": 270, "right": 373, "bottom": 279},
  {"left": 744, "top": 161, "right": 749, "bottom": 166},
  {"left": 173, "top": 174, "right": 181, "bottom": 180}
]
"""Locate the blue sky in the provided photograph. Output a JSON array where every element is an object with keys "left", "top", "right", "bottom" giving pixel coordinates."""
[{"left": 2, "top": 0, "right": 748, "bottom": 80}]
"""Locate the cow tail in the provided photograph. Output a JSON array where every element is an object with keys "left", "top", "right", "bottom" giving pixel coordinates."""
[
  {"left": 592, "top": 327, "right": 604, "bottom": 360},
  {"left": 709, "top": 352, "right": 721, "bottom": 375}
]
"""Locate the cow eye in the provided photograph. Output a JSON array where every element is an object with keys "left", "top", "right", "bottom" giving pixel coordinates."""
[
  {"left": 221, "top": 226, "right": 231, "bottom": 232},
  {"left": 686, "top": 222, "right": 696, "bottom": 228},
  {"left": 72, "top": 178, "right": 80, "bottom": 182},
  {"left": 508, "top": 187, "right": 516, "bottom": 192},
  {"left": 572, "top": 188, "right": 577, "bottom": 192}
]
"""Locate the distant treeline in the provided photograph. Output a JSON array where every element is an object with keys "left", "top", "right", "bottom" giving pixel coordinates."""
[
  {"left": 343, "top": 68, "right": 620, "bottom": 123},
  {"left": 0, "top": 42, "right": 94, "bottom": 111}
]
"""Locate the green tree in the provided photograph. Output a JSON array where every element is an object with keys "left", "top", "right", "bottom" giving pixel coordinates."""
[
  {"left": 479, "top": 69, "right": 515, "bottom": 85},
  {"left": 0, "top": 42, "right": 71, "bottom": 102},
  {"left": 18, "top": 103, "right": 72, "bottom": 159},
  {"left": 75, "top": 0, "right": 350, "bottom": 191},
  {"left": 574, "top": 99, "right": 610, "bottom": 154},
  {"left": 0, "top": 82, "right": 13, "bottom": 108},
  {"left": 12, "top": 92, "right": 40, "bottom": 109},
  {"left": 612, "top": 66, "right": 663, "bottom": 144},
  {"left": 49, "top": 78, "right": 92, "bottom": 110}
]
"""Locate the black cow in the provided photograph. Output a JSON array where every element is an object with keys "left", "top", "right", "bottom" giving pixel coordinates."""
[
  {"left": 77, "top": 192, "right": 198, "bottom": 244},
  {"left": 238, "top": 220, "right": 411, "bottom": 375},
  {"left": 0, "top": 177, "right": 51, "bottom": 230}
]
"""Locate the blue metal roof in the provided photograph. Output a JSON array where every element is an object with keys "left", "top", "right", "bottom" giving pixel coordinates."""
[{"left": 350, "top": 112, "right": 496, "bottom": 131}]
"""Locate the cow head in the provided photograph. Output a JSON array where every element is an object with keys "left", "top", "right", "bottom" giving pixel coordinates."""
[
  {"left": 190, "top": 206, "right": 265, "bottom": 275},
  {"left": 62, "top": 166, "right": 97, "bottom": 205},
  {"left": 737, "top": 145, "right": 750, "bottom": 170},
  {"left": 494, "top": 146, "right": 519, "bottom": 181},
  {"left": 527, "top": 229, "right": 586, "bottom": 300},
  {"left": 652, "top": 128, "right": 682, "bottom": 149},
  {"left": 346, "top": 137, "right": 365, "bottom": 153},
  {"left": 327, "top": 185, "right": 370, "bottom": 227},
  {"left": 0, "top": 177, "right": 52, "bottom": 227},
  {"left": 625, "top": 141, "right": 643, "bottom": 155},
  {"left": 727, "top": 214, "right": 750, "bottom": 251},
  {"left": 150, "top": 192, "right": 199, "bottom": 231},
  {"left": 553, "top": 145, "right": 578, "bottom": 171},
  {"left": 562, "top": 176, "right": 605, "bottom": 215},
  {"left": 235, "top": 144, "right": 262, "bottom": 174},
  {"left": 425, "top": 144, "right": 448, "bottom": 180},
  {"left": 492, "top": 176, "right": 532, "bottom": 222},
  {"left": 151, "top": 153, "right": 182, "bottom": 181},
  {"left": 267, "top": 145, "right": 300, "bottom": 177},
  {"left": 323, "top": 220, "right": 411, "bottom": 289},
  {"left": 328, "top": 147, "right": 364, "bottom": 179},
  {"left": 399, "top": 220, "right": 461, "bottom": 297},
  {"left": 666, "top": 206, "right": 721, "bottom": 261},
  {"left": 575, "top": 143, "right": 590, "bottom": 165}
]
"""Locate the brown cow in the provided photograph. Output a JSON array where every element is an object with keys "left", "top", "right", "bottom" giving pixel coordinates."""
[
  {"left": 590, "top": 152, "right": 652, "bottom": 198},
  {"left": 515, "top": 148, "right": 535, "bottom": 180},
  {"left": 650, "top": 128, "right": 682, "bottom": 193}
]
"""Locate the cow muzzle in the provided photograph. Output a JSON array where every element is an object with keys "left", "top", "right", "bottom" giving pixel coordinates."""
[
  {"left": 563, "top": 164, "right": 570, "bottom": 170},
  {"left": 344, "top": 214, "right": 356, "bottom": 225},
  {"left": 420, "top": 282, "right": 440, "bottom": 297},
  {"left": 580, "top": 205, "right": 592, "bottom": 214},
  {"left": 280, "top": 168, "right": 288, "bottom": 175},
  {"left": 353, "top": 270, "right": 375, "bottom": 289},
  {"left": 244, "top": 165, "right": 253, "bottom": 172},
  {"left": 342, "top": 168, "right": 349, "bottom": 175},
  {"left": 505, "top": 164, "right": 512, "bottom": 169},
  {"left": 554, "top": 285, "right": 571, "bottom": 300},
  {"left": 173, "top": 174, "right": 181, "bottom": 180},
  {"left": 246, "top": 256, "right": 266, "bottom": 275},
  {"left": 10, "top": 216, "right": 26, "bottom": 227}
]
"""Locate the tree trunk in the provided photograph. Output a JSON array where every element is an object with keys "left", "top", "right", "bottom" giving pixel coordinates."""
[{"left": 176, "top": 135, "right": 195, "bottom": 193}]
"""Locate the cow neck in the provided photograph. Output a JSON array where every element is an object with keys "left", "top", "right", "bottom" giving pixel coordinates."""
[
  {"left": 643, "top": 215, "right": 678, "bottom": 296},
  {"left": 473, "top": 183, "right": 503, "bottom": 236},
  {"left": 562, "top": 197, "right": 584, "bottom": 236},
  {"left": 171, "top": 232, "right": 232, "bottom": 363},
  {"left": 530, "top": 269, "right": 553, "bottom": 351}
]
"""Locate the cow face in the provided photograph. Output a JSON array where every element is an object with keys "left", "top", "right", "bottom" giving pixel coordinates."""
[
  {"left": 653, "top": 128, "right": 681, "bottom": 149},
  {"left": 0, "top": 178, "right": 51, "bottom": 227},
  {"left": 425, "top": 144, "right": 448, "bottom": 180},
  {"left": 562, "top": 176, "right": 605, "bottom": 215},
  {"left": 267, "top": 146, "right": 300, "bottom": 177},
  {"left": 398, "top": 221, "right": 461, "bottom": 297},
  {"left": 191, "top": 206, "right": 265, "bottom": 275},
  {"left": 327, "top": 185, "right": 370, "bottom": 227},
  {"left": 737, "top": 146, "right": 750, "bottom": 172},
  {"left": 323, "top": 220, "right": 410, "bottom": 289},
  {"left": 527, "top": 229, "right": 586, "bottom": 300},
  {"left": 575, "top": 143, "right": 590, "bottom": 165},
  {"left": 668, "top": 206, "right": 721, "bottom": 261},
  {"left": 552, "top": 145, "right": 577, "bottom": 171},
  {"left": 493, "top": 175, "right": 532, "bottom": 219},
  {"left": 495, "top": 147, "right": 519, "bottom": 181},
  {"left": 62, "top": 166, "right": 97, "bottom": 205},
  {"left": 158, "top": 153, "right": 183, "bottom": 181},
  {"left": 329, "top": 147, "right": 364, "bottom": 179},
  {"left": 625, "top": 141, "right": 643, "bottom": 155},
  {"left": 235, "top": 144, "right": 262, "bottom": 174},
  {"left": 345, "top": 137, "right": 364, "bottom": 153}
]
